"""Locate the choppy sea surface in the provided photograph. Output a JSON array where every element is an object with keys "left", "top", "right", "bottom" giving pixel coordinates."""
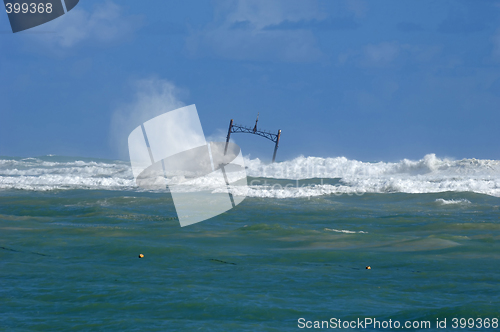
[{"left": 1, "top": 155, "right": 499, "bottom": 331}]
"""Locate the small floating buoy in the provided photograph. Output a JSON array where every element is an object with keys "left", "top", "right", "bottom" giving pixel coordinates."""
[
  {"left": 138, "top": 254, "right": 144, "bottom": 258},
  {"left": 366, "top": 266, "right": 371, "bottom": 269}
]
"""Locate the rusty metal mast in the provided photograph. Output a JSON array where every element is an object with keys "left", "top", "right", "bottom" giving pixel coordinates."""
[{"left": 224, "top": 115, "right": 281, "bottom": 163}]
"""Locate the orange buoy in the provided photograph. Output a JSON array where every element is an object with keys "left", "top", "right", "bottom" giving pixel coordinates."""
[
  {"left": 366, "top": 266, "right": 371, "bottom": 269},
  {"left": 139, "top": 254, "right": 144, "bottom": 258}
]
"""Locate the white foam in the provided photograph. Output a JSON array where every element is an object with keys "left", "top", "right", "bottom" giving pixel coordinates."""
[
  {"left": 0, "top": 158, "right": 135, "bottom": 191},
  {"left": 324, "top": 228, "right": 368, "bottom": 234},
  {"left": 245, "top": 154, "right": 500, "bottom": 179},
  {"left": 243, "top": 154, "right": 500, "bottom": 198},
  {"left": 435, "top": 198, "right": 471, "bottom": 205},
  {"left": 2, "top": 154, "right": 500, "bottom": 198}
]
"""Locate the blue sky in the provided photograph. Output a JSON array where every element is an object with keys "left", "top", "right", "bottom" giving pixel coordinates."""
[{"left": 1, "top": 0, "right": 500, "bottom": 162}]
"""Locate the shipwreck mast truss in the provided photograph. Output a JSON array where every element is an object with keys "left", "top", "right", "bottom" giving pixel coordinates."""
[{"left": 224, "top": 115, "right": 282, "bottom": 163}]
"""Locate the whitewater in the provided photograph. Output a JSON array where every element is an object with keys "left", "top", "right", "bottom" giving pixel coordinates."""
[{"left": 1, "top": 154, "right": 500, "bottom": 197}]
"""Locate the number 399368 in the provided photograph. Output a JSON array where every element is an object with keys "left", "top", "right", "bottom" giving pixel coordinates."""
[{"left": 5, "top": 2, "right": 53, "bottom": 14}]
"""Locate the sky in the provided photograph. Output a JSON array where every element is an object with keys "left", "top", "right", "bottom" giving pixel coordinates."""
[{"left": 1, "top": 0, "right": 500, "bottom": 162}]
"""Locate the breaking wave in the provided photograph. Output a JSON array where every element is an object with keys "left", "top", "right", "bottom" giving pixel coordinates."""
[
  {"left": 324, "top": 228, "right": 368, "bottom": 234},
  {"left": 435, "top": 198, "right": 472, "bottom": 205},
  {"left": 244, "top": 154, "right": 500, "bottom": 198},
  {"left": 0, "top": 157, "right": 135, "bottom": 191},
  {"left": 1, "top": 154, "right": 500, "bottom": 197}
]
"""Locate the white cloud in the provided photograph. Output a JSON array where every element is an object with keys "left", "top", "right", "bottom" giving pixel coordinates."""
[
  {"left": 364, "top": 42, "right": 400, "bottom": 65},
  {"left": 190, "top": 28, "right": 322, "bottom": 62},
  {"left": 187, "top": 0, "right": 325, "bottom": 62},
  {"left": 338, "top": 42, "right": 441, "bottom": 67},
  {"left": 344, "top": 0, "right": 368, "bottom": 19},
  {"left": 225, "top": 0, "right": 325, "bottom": 29},
  {"left": 32, "top": 1, "right": 142, "bottom": 48},
  {"left": 109, "top": 78, "right": 187, "bottom": 159}
]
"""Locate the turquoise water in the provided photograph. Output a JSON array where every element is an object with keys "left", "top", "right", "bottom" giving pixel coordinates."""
[{"left": 2, "top": 187, "right": 499, "bottom": 331}]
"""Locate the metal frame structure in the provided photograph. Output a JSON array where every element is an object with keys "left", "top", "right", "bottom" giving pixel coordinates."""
[{"left": 224, "top": 116, "right": 282, "bottom": 163}]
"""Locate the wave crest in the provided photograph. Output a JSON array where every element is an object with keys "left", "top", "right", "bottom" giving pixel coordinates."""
[{"left": 1, "top": 154, "right": 500, "bottom": 197}]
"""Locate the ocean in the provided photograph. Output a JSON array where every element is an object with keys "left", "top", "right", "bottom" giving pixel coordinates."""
[{"left": 1, "top": 155, "right": 499, "bottom": 331}]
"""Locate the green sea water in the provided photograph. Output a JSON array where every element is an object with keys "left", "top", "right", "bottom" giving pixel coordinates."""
[{"left": 1, "top": 188, "right": 499, "bottom": 331}]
